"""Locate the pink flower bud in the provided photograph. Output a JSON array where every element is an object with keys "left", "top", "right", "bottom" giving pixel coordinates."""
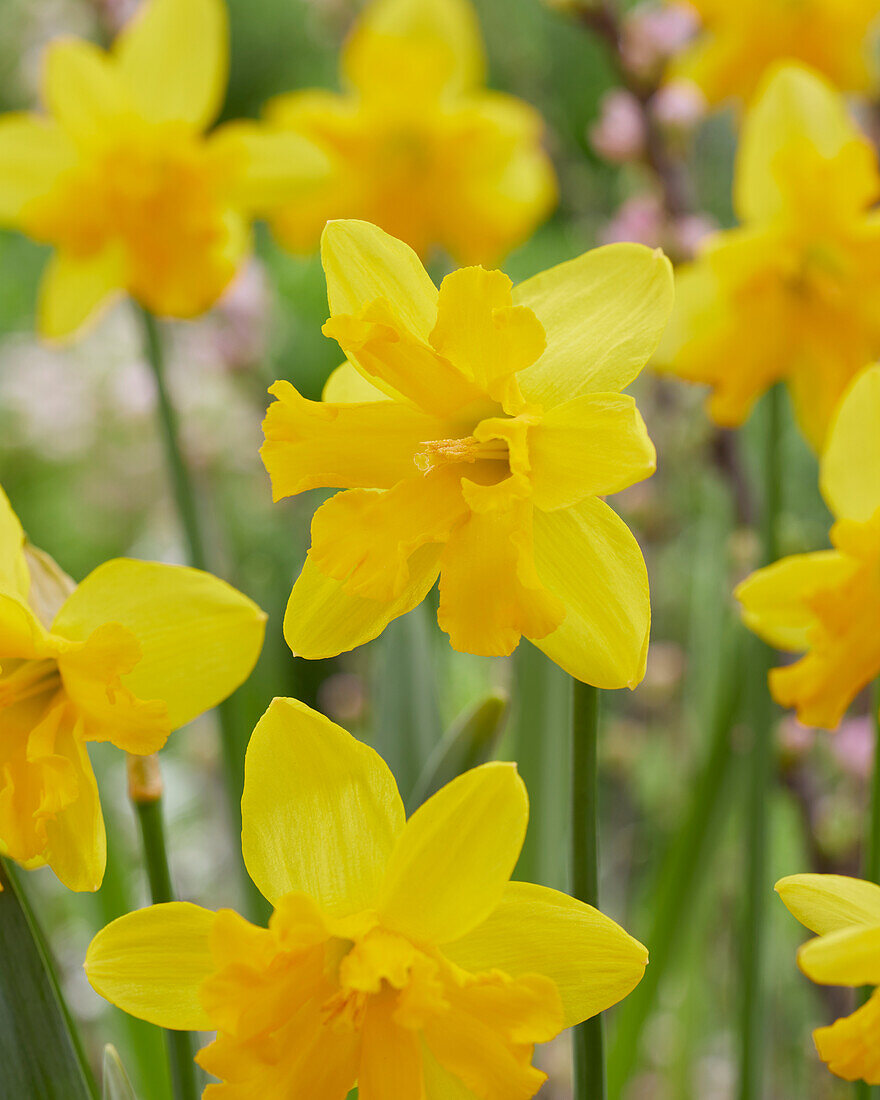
[
  {"left": 600, "top": 194, "right": 665, "bottom": 248},
  {"left": 589, "top": 90, "right": 647, "bottom": 163},
  {"left": 622, "top": 3, "right": 699, "bottom": 79},
  {"left": 651, "top": 79, "right": 707, "bottom": 132}
]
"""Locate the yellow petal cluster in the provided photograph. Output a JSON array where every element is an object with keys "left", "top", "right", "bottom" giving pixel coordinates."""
[
  {"left": 85, "top": 697, "right": 648, "bottom": 1098},
  {"left": 264, "top": 0, "right": 556, "bottom": 264},
  {"left": 655, "top": 63, "right": 880, "bottom": 450},
  {"left": 0, "top": 0, "right": 327, "bottom": 339},
  {"left": 670, "top": 0, "right": 880, "bottom": 105},
  {"left": 736, "top": 365, "right": 880, "bottom": 729},
  {"left": 261, "top": 220, "right": 673, "bottom": 688},
  {"left": 777, "top": 873, "right": 880, "bottom": 1083},
  {"left": 0, "top": 486, "right": 265, "bottom": 890}
]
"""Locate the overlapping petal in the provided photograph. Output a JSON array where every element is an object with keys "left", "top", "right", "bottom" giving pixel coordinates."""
[
  {"left": 531, "top": 497, "right": 651, "bottom": 689},
  {"left": 42, "top": 721, "right": 106, "bottom": 892},
  {"left": 378, "top": 762, "right": 528, "bottom": 944},
  {"left": 242, "top": 698, "right": 405, "bottom": 912},
  {"left": 52, "top": 559, "right": 266, "bottom": 733},
  {"left": 115, "top": 0, "right": 228, "bottom": 130},
  {"left": 209, "top": 122, "right": 330, "bottom": 212},
  {"left": 37, "top": 246, "right": 126, "bottom": 342},
  {"left": 284, "top": 545, "right": 441, "bottom": 660},
  {"left": 820, "top": 364, "right": 880, "bottom": 523},
  {"left": 814, "top": 991, "right": 880, "bottom": 1083},
  {"left": 0, "top": 485, "right": 29, "bottom": 599},
  {"left": 777, "top": 874, "right": 880, "bottom": 935},
  {"left": 446, "top": 881, "right": 648, "bottom": 1028},
  {"left": 84, "top": 902, "right": 217, "bottom": 1029},
  {"left": 515, "top": 243, "right": 674, "bottom": 408},
  {"left": 41, "top": 38, "right": 126, "bottom": 142},
  {"left": 798, "top": 924, "right": 880, "bottom": 986},
  {"left": 0, "top": 114, "right": 74, "bottom": 223}
]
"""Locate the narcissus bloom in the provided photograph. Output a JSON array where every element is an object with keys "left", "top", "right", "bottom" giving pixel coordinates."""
[
  {"left": 777, "top": 873, "right": 880, "bottom": 1082},
  {"left": 86, "top": 697, "right": 648, "bottom": 1098},
  {"left": 654, "top": 64, "right": 880, "bottom": 449},
  {"left": 670, "top": 0, "right": 880, "bottom": 105},
  {"left": 262, "top": 220, "right": 673, "bottom": 687},
  {"left": 0, "top": 486, "right": 265, "bottom": 891},
  {"left": 0, "top": 0, "right": 327, "bottom": 339},
  {"left": 264, "top": 0, "right": 556, "bottom": 264},
  {"left": 736, "top": 365, "right": 880, "bottom": 729}
]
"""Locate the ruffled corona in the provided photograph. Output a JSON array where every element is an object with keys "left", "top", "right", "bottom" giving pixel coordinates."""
[
  {"left": 86, "top": 697, "right": 649, "bottom": 1098},
  {"left": 654, "top": 63, "right": 880, "bottom": 450},
  {"left": 0, "top": 485, "right": 265, "bottom": 890},
  {"left": 261, "top": 219, "right": 673, "bottom": 688},
  {"left": 264, "top": 0, "right": 556, "bottom": 264},
  {"left": 0, "top": 0, "right": 327, "bottom": 338},
  {"left": 737, "top": 365, "right": 880, "bottom": 729}
]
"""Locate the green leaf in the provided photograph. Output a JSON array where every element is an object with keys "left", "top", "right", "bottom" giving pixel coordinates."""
[
  {"left": 103, "top": 1046, "right": 137, "bottom": 1100},
  {"left": 411, "top": 691, "right": 510, "bottom": 807},
  {"left": 0, "top": 860, "right": 97, "bottom": 1099}
]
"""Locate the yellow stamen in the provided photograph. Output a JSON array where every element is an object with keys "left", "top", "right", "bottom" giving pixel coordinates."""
[{"left": 414, "top": 436, "right": 509, "bottom": 473}]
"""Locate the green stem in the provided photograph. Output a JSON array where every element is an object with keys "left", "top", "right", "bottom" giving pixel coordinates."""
[
  {"left": 139, "top": 309, "right": 207, "bottom": 572},
  {"left": 139, "top": 306, "right": 263, "bottom": 919},
  {"left": 607, "top": 629, "right": 741, "bottom": 1096},
  {"left": 855, "top": 682, "right": 880, "bottom": 1100},
  {"left": 130, "top": 769, "right": 199, "bottom": 1100},
  {"left": 571, "top": 680, "right": 605, "bottom": 1100},
  {"left": 738, "top": 385, "right": 782, "bottom": 1100}
]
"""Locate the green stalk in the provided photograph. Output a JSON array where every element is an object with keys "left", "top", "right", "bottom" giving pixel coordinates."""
[
  {"left": 738, "top": 385, "right": 782, "bottom": 1100},
  {"left": 128, "top": 756, "right": 198, "bottom": 1100},
  {"left": 138, "top": 307, "right": 260, "bottom": 916},
  {"left": 571, "top": 680, "right": 605, "bottom": 1100},
  {"left": 855, "top": 681, "right": 880, "bottom": 1100},
  {"left": 607, "top": 629, "right": 741, "bottom": 1095}
]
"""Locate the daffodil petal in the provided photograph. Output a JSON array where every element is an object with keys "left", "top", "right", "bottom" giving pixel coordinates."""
[
  {"left": 820, "top": 364, "right": 880, "bottom": 523},
  {"left": 261, "top": 380, "right": 443, "bottom": 498},
  {"left": 360, "top": 998, "right": 424, "bottom": 1100},
  {"left": 343, "top": 0, "right": 485, "bottom": 96},
  {"left": 814, "top": 990, "right": 880, "bottom": 1084},
  {"left": 44, "top": 727, "right": 106, "bottom": 892},
  {"left": 798, "top": 923, "right": 880, "bottom": 986},
  {"left": 531, "top": 497, "right": 650, "bottom": 689},
  {"left": 52, "top": 559, "right": 266, "bottom": 733},
  {"left": 41, "top": 38, "right": 126, "bottom": 141},
  {"left": 735, "top": 551, "right": 854, "bottom": 652},
  {"left": 736, "top": 64, "right": 878, "bottom": 225},
  {"left": 37, "top": 247, "right": 126, "bottom": 342},
  {"left": 321, "top": 220, "right": 438, "bottom": 342},
  {"left": 85, "top": 902, "right": 216, "bottom": 1029},
  {"left": 445, "top": 881, "right": 648, "bottom": 1029},
  {"left": 529, "top": 393, "right": 656, "bottom": 510},
  {"left": 115, "top": 0, "right": 228, "bottom": 129},
  {"left": 322, "top": 360, "right": 390, "bottom": 403},
  {"left": 514, "top": 243, "right": 674, "bottom": 408},
  {"left": 0, "top": 484, "right": 29, "bottom": 600},
  {"left": 0, "top": 114, "right": 74, "bottom": 223},
  {"left": 777, "top": 874, "right": 880, "bottom": 935},
  {"left": 379, "top": 762, "right": 528, "bottom": 945},
  {"left": 210, "top": 122, "right": 330, "bottom": 212},
  {"left": 241, "top": 698, "right": 405, "bottom": 912},
  {"left": 283, "top": 544, "right": 441, "bottom": 660}
]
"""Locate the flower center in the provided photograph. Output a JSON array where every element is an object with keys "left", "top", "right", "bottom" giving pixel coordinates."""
[
  {"left": 414, "top": 435, "right": 510, "bottom": 473},
  {"left": 0, "top": 659, "right": 62, "bottom": 712}
]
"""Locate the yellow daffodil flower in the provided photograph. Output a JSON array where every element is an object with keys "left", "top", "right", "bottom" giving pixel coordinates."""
[
  {"left": 85, "top": 696, "right": 648, "bottom": 1098},
  {"left": 670, "top": 0, "right": 880, "bottom": 105},
  {"left": 0, "top": 0, "right": 328, "bottom": 340},
  {"left": 261, "top": 220, "right": 672, "bottom": 687},
  {"left": 654, "top": 63, "right": 880, "bottom": 450},
  {"left": 0, "top": 485, "right": 265, "bottom": 891},
  {"left": 736, "top": 364, "right": 880, "bottom": 729},
  {"left": 264, "top": 0, "right": 556, "bottom": 264},
  {"left": 777, "top": 873, "right": 880, "bottom": 1083}
]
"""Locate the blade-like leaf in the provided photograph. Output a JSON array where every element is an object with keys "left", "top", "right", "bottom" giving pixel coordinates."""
[
  {"left": 410, "top": 691, "right": 510, "bottom": 807},
  {"left": 0, "top": 860, "right": 97, "bottom": 1099},
  {"left": 103, "top": 1046, "right": 138, "bottom": 1100}
]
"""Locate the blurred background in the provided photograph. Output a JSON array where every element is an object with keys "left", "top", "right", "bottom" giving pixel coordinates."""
[{"left": 0, "top": 0, "right": 870, "bottom": 1097}]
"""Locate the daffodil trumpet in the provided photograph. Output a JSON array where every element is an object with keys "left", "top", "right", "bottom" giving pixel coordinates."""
[{"left": 85, "top": 697, "right": 650, "bottom": 1099}]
